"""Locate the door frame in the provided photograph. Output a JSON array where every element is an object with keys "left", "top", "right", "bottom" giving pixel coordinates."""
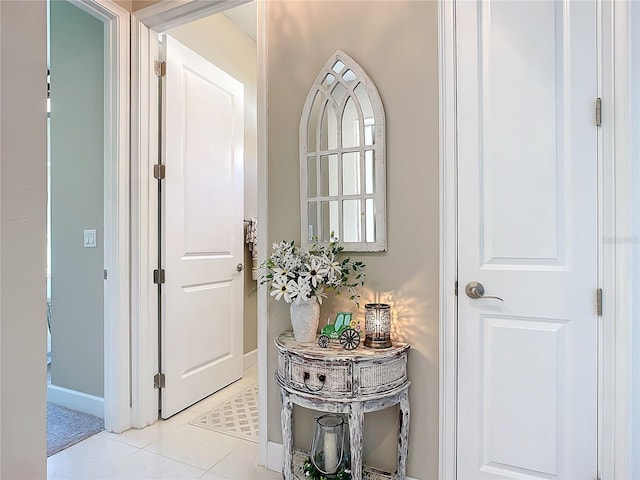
[
  {"left": 68, "top": 0, "right": 130, "bottom": 433},
  {"left": 438, "top": 1, "right": 637, "bottom": 478},
  {"left": 130, "top": 0, "right": 269, "bottom": 466}
]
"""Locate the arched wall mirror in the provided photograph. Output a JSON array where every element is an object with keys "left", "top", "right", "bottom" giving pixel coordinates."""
[{"left": 300, "top": 50, "right": 386, "bottom": 251}]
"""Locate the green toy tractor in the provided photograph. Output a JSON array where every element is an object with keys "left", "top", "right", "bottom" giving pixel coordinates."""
[{"left": 318, "top": 312, "right": 361, "bottom": 350}]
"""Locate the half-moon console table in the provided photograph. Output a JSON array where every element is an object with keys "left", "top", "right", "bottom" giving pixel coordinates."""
[{"left": 275, "top": 331, "right": 410, "bottom": 480}]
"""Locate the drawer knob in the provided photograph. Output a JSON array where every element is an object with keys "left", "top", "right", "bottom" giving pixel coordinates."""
[{"left": 303, "top": 372, "right": 326, "bottom": 392}]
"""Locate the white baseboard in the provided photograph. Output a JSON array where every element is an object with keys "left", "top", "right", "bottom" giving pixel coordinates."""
[
  {"left": 47, "top": 384, "right": 105, "bottom": 419},
  {"left": 244, "top": 348, "right": 258, "bottom": 370},
  {"left": 265, "top": 440, "right": 419, "bottom": 479},
  {"left": 267, "top": 441, "right": 284, "bottom": 472}
]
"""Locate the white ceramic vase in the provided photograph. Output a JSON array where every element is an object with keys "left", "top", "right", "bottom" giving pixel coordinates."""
[{"left": 290, "top": 295, "right": 320, "bottom": 343}]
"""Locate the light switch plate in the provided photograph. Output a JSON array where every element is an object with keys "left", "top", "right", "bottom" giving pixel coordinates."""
[{"left": 84, "top": 229, "right": 97, "bottom": 248}]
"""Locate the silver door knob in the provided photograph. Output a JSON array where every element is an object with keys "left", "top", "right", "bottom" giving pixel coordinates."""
[
  {"left": 465, "top": 281, "right": 504, "bottom": 301},
  {"left": 236, "top": 263, "right": 245, "bottom": 272}
]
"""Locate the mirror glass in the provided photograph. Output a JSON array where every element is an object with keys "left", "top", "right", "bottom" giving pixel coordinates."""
[
  {"left": 342, "top": 199, "right": 361, "bottom": 242},
  {"left": 342, "top": 97, "right": 359, "bottom": 149},
  {"left": 307, "top": 91, "right": 322, "bottom": 153},
  {"left": 342, "top": 152, "right": 360, "bottom": 195},
  {"left": 365, "top": 198, "right": 376, "bottom": 242},
  {"left": 332, "top": 82, "right": 347, "bottom": 104},
  {"left": 307, "top": 156, "right": 317, "bottom": 197},
  {"left": 323, "top": 73, "right": 335, "bottom": 87},
  {"left": 355, "top": 83, "right": 373, "bottom": 117},
  {"left": 354, "top": 84, "right": 374, "bottom": 146},
  {"left": 365, "top": 150, "right": 375, "bottom": 194},
  {"left": 308, "top": 201, "right": 317, "bottom": 241},
  {"left": 320, "top": 154, "right": 339, "bottom": 196},
  {"left": 320, "top": 103, "right": 338, "bottom": 151},
  {"left": 301, "top": 51, "right": 386, "bottom": 251},
  {"left": 321, "top": 200, "right": 339, "bottom": 242},
  {"left": 343, "top": 69, "right": 357, "bottom": 83}
]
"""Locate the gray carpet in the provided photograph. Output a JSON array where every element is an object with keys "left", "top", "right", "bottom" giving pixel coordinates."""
[{"left": 47, "top": 403, "right": 104, "bottom": 456}]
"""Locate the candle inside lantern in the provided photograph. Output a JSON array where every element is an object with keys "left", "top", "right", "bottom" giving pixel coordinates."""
[
  {"left": 364, "top": 303, "right": 392, "bottom": 348},
  {"left": 324, "top": 430, "right": 339, "bottom": 472}
]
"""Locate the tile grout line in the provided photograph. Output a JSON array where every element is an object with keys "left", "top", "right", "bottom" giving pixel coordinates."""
[
  {"left": 202, "top": 439, "right": 255, "bottom": 476},
  {"left": 49, "top": 369, "right": 261, "bottom": 479}
]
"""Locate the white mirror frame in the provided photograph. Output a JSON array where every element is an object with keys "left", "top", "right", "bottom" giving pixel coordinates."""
[{"left": 300, "top": 50, "right": 386, "bottom": 252}]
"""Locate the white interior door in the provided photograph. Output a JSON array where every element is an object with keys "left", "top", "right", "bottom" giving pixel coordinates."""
[
  {"left": 456, "top": 1, "right": 598, "bottom": 478},
  {"left": 162, "top": 36, "right": 244, "bottom": 419}
]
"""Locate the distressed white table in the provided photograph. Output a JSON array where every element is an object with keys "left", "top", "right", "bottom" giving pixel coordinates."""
[{"left": 275, "top": 331, "right": 410, "bottom": 480}]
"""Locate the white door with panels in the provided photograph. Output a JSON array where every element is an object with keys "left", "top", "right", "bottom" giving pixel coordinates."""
[
  {"left": 456, "top": 1, "right": 598, "bottom": 478},
  {"left": 161, "top": 36, "right": 245, "bottom": 419}
]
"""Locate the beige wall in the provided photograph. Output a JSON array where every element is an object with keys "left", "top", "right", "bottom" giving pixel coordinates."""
[
  {"left": 0, "top": 1, "right": 48, "bottom": 477},
  {"left": 266, "top": 1, "right": 439, "bottom": 478},
  {"left": 168, "top": 12, "right": 258, "bottom": 355},
  {"left": 113, "top": 0, "right": 132, "bottom": 12},
  {"left": 49, "top": 0, "right": 105, "bottom": 398},
  {"left": 0, "top": 1, "right": 438, "bottom": 478},
  {"left": 114, "top": 0, "right": 158, "bottom": 13},
  {"left": 132, "top": 0, "right": 162, "bottom": 12}
]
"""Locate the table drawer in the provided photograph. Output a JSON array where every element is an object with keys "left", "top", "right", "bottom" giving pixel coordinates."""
[
  {"left": 355, "top": 356, "right": 407, "bottom": 394},
  {"left": 288, "top": 357, "right": 352, "bottom": 394}
]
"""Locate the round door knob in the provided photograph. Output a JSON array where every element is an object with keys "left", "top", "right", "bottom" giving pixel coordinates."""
[{"left": 236, "top": 263, "right": 245, "bottom": 272}]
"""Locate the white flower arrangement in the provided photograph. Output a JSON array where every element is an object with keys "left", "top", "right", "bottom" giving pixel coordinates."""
[{"left": 260, "top": 239, "right": 366, "bottom": 306}]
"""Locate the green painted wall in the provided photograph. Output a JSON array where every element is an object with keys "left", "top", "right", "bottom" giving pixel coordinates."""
[{"left": 50, "top": 0, "right": 105, "bottom": 399}]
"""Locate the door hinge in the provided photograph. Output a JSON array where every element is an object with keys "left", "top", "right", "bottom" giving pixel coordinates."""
[
  {"left": 454, "top": 281, "right": 458, "bottom": 296},
  {"left": 597, "top": 288, "right": 603, "bottom": 316},
  {"left": 104, "top": 269, "right": 108, "bottom": 280},
  {"left": 596, "top": 97, "right": 602, "bottom": 126},
  {"left": 153, "top": 164, "right": 166, "bottom": 180},
  {"left": 153, "top": 269, "right": 165, "bottom": 285},
  {"left": 154, "top": 61, "right": 166, "bottom": 77},
  {"left": 153, "top": 373, "right": 165, "bottom": 389}
]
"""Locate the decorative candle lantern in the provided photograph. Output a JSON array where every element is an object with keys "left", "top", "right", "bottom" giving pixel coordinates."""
[
  {"left": 311, "top": 414, "right": 345, "bottom": 475},
  {"left": 364, "top": 303, "right": 392, "bottom": 349}
]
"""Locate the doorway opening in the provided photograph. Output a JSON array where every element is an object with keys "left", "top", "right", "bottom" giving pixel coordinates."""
[
  {"left": 156, "top": 0, "right": 259, "bottom": 420},
  {"left": 46, "top": 0, "right": 130, "bottom": 455},
  {"left": 46, "top": 0, "right": 106, "bottom": 456},
  {"left": 124, "top": 0, "right": 262, "bottom": 436},
  {"left": 45, "top": 0, "right": 263, "bottom": 469}
]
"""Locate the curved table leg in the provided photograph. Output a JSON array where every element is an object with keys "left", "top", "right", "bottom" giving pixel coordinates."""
[
  {"left": 397, "top": 388, "right": 410, "bottom": 479},
  {"left": 281, "top": 389, "right": 294, "bottom": 480},
  {"left": 348, "top": 401, "right": 364, "bottom": 480}
]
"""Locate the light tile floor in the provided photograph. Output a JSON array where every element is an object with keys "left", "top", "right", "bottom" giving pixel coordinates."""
[{"left": 48, "top": 366, "right": 281, "bottom": 480}]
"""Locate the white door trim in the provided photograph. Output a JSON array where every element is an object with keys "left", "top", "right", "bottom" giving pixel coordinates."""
[
  {"left": 438, "top": 1, "right": 637, "bottom": 478},
  {"left": 73, "top": 0, "right": 131, "bottom": 433},
  {"left": 134, "top": 0, "right": 251, "bottom": 31},
  {"left": 256, "top": 0, "right": 268, "bottom": 471},
  {"left": 129, "top": 18, "right": 160, "bottom": 429},
  {"left": 130, "top": 0, "right": 270, "bottom": 467},
  {"left": 256, "top": 0, "right": 269, "bottom": 468},
  {"left": 598, "top": 1, "right": 639, "bottom": 477},
  {"left": 437, "top": 1, "right": 457, "bottom": 478}
]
